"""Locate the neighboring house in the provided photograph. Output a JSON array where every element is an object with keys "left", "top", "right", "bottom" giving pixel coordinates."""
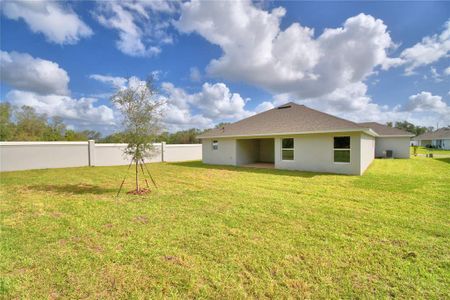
[
  {"left": 413, "top": 128, "right": 450, "bottom": 149},
  {"left": 357, "top": 122, "right": 414, "bottom": 158},
  {"left": 198, "top": 103, "right": 410, "bottom": 176}
]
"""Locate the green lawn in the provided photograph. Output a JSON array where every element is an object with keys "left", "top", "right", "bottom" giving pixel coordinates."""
[
  {"left": 411, "top": 146, "right": 450, "bottom": 155},
  {"left": 1, "top": 158, "right": 449, "bottom": 298}
]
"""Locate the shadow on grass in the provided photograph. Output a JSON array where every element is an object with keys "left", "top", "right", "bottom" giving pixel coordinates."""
[
  {"left": 435, "top": 157, "right": 450, "bottom": 164},
  {"left": 169, "top": 161, "right": 341, "bottom": 178},
  {"left": 29, "top": 184, "right": 116, "bottom": 195}
]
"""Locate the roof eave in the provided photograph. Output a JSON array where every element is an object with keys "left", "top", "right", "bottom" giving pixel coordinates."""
[
  {"left": 414, "top": 136, "right": 450, "bottom": 140},
  {"left": 198, "top": 128, "right": 379, "bottom": 139},
  {"left": 377, "top": 134, "right": 415, "bottom": 138}
]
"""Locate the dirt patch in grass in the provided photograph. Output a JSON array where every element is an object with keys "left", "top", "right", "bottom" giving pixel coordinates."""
[
  {"left": 133, "top": 215, "right": 149, "bottom": 224},
  {"left": 29, "top": 184, "right": 116, "bottom": 195},
  {"left": 127, "top": 188, "right": 151, "bottom": 195},
  {"left": 163, "top": 255, "right": 189, "bottom": 267}
]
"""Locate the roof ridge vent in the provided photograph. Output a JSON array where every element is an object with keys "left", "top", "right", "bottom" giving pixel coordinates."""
[{"left": 277, "top": 104, "right": 291, "bottom": 109}]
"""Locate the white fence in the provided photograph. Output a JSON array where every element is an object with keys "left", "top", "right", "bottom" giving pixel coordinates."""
[{"left": 0, "top": 141, "right": 202, "bottom": 172}]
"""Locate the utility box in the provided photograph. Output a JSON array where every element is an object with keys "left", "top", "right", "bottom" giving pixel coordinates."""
[{"left": 385, "top": 150, "right": 393, "bottom": 158}]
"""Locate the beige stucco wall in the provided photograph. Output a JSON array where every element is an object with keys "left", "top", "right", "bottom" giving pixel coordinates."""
[
  {"left": 1, "top": 142, "right": 201, "bottom": 172},
  {"left": 431, "top": 139, "right": 450, "bottom": 150},
  {"left": 202, "top": 138, "right": 236, "bottom": 166},
  {"left": 420, "top": 140, "right": 432, "bottom": 147},
  {"left": 94, "top": 143, "right": 163, "bottom": 166},
  {"left": 444, "top": 139, "right": 450, "bottom": 150},
  {"left": 236, "top": 139, "right": 259, "bottom": 165},
  {"left": 274, "top": 132, "right": 364, "bottom": 175},
  {"left": 201, "top": 133, "right": 376, "bottom": 175},
  {"left": 360, "top": 133, "right": 375, "bottom": 174},
  {"left": 0, "top": 142, "right": 89, "bottom": 172},
  {"left": 95, "top": 143, "right": 132, "bottom": 166},
  {"left": 164, "top": 144, "right": 202, "bottom": 162},
  {"left": 375, "top": 137, "right": 410, "bottom": 158},
  {"left": 235, "top": 138, "right": 275, "bottom": 164}
]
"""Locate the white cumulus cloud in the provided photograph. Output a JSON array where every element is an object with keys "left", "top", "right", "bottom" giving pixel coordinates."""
[
  {"left": 176, "top": 1, "right": 397, "bottom": 99},
  {"left": 5, "top": 90, "right": 115, "bottom": 126},
  {"left": 94, "top": 1, "right": 176, "bottom": 57},
  {"left": 1, "top": 51, "right": 116, "bottom": 130},
  {"left": 399, "top": 21, "right": 450, "bottom": 75},
  {"left": 444, "top": 66, "right": 450, "bottom": 75},
  {"left": 1, "top": 50, "right": 69, "bottom": 95},
  {"left": 174, "top": 1, "right": 450, "bottom": 128},
  {"left": 400, "top": 91, "right": 449, "bottom": 113},
  {"left": 1, "top": 0, "right": 92, "bottom": 44},
  {"left": 160, "top": 81, "right": 254, "bottom": 131},
  {"left": 159, "top": 82, "right": 212, "bottom": 130},
  {"left": 89, "top": 75, "right": 252, "bottom": 131},
  {"left": 191, "top": 83, "right": 252, "bottom": 119},
  {"left": 260, "top": 87, "right": 450, "bottom": 128},
  {"left": 90, "top": 74, "right": 128, "bottom": 89}
]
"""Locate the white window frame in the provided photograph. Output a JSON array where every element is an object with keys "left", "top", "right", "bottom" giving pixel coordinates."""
[
  {"left": 281, "top": 138, "right": 295, "bottom": 161},
  {"left": 333, "top": 136, "right": 351, "bottom": 164},
  {"left": 212, "top": 140, "right": 218, "bottom": 150}
]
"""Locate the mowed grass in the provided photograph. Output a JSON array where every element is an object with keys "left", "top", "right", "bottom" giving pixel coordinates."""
[
  {"left": 411, "top": 146, "right": 450, "bottom": 156},
  {"left": 1, "top": 158, "right": 449, "bottom": 298}
]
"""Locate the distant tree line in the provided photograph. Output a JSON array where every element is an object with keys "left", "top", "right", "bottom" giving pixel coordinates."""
[
  {"left": 104, "top": 122, "right": 231, "bottom": 144},
  {"left": 385, "top": 121, "right": 434, "bottom": 136},
  {"left": 0, "top": 102, "right": 223, "bottom": 143},
  {"left": 0, "top": 103, "right": 101, "bottom": 141},
  {"left": 3, "top": 102, "right": 445, "bottom": 142}
]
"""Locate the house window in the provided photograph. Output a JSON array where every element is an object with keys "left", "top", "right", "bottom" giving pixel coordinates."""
[
  {"left": 334, "top": 136, "right": 350, "bottom": 163},
  {"left": 212, "top": 140, "right": 218, "bottom": 150},
  {"left": 281, "top": 138, "right": 294, "bottom": 160}
]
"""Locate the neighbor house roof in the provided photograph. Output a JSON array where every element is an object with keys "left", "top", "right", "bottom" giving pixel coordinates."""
[
  {"left": 198, "top": 102, "right": 378, "bottom": 139},
  {"left": 357, "top": 122, "right": 414, "bottom": 137},
  {"left": 413, "top": 128, "right": 450, "bottom": 140}
]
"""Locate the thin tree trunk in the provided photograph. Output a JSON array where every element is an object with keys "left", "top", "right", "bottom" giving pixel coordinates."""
[{"left": 135, "top": 158, "right": 139, "bottom": 192}]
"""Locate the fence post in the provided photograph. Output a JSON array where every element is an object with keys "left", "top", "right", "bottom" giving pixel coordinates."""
[
  {"left": 88, "top": 140, "right": 96, "bottom": 166},
  {"left": 161, "top": 142, "right": 166, "bottom": 162}
]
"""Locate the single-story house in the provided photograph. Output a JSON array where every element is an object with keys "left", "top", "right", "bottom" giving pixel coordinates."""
[
  {"left": 357, "top": 122, "right": 414, "bottom": 158},
  {"left": 198, "top": 103, "right": 413, "bottom": 175},
  {"left": 413, "top": 128, "right": 450, "bottom": 149}
]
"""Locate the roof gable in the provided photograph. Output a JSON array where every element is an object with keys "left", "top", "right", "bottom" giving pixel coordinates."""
[
  {"left": 199, "top": 102, "right": 373, "bottom": 139},
  {"left": 414, "top": 128, "right": 450, "bottom": 140},
  {"left": 357, "top": 122, "right": 414, "bottom": 137}
]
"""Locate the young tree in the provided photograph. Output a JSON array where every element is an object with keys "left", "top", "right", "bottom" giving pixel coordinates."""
[{"left": 111, "top": 79, "right": 164, "bottom": 193}]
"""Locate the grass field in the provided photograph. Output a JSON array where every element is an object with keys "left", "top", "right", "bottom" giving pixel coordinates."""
[
  {"left": 1, "top": 158, "right": 449, "bottom": 298},
  {"left": 411, "top": 146, "right": 450, "bottom": 156}
]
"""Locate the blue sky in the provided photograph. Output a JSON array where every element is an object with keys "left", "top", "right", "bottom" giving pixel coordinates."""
[{"left": 1, "top": 0, "right": 449, "bottom": 134}]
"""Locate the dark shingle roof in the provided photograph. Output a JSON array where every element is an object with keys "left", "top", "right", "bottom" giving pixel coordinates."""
[
  {"left": 198, "top": 103, "right": 376, "bottom": 139},
  {"left": 413, "top": 128, "right": 450, "bottom": 140},
  {"left": 357, "top": 122, "right": 414, "bottom": 137}
]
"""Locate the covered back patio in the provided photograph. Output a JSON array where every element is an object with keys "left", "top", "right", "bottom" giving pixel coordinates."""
[{"left": 236, "top": 138, "right": 275, "bottom": 168}]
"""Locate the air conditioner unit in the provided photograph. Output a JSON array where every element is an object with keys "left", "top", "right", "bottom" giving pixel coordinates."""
[{"left": 385, "top": 150, "right": 393, "bottom": 158}]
